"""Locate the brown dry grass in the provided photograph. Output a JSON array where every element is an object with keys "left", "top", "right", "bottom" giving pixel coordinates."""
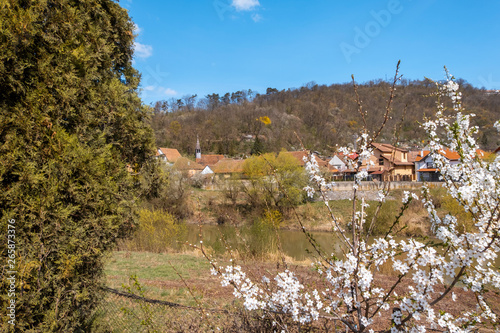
[{"left": 103, "top": 251, "right": 500, "bottom": 332}]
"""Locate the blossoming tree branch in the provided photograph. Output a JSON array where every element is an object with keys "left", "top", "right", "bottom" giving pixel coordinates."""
[{"left": 201, "top": 63, "right": 500, "bottom": 333}]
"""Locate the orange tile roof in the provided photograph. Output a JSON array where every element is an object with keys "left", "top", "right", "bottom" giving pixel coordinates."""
[
  {"left": 172, "top": 157, "right": 204, "bottom": 171},
  {"left": 414, "top": 151, "right": 430, "bottom": 162},
  {"left": 327, "top": 165, "right": 340, "bottom": 173},
  {"left": 439, "top": 148, "right": 460, "bottom": 160},
  {"left": 414, "top": 149, "right": 491, "bottom": 163},
  {"left": 157, "top": 148, "right": 182, "bottom": 163},
  {"left": 211, "top": 159, "right": 245, "bottom": 174},
  {"left": 476, "top": 149, "right": 492, "bottom": 159},
  {"left": 414, "top": 149, "right": 460, "bottom": 162},
  {"left": 417, "top": 168, "right": 439, "bottom": 172},
  {"left": 196, "top": 154, "right": 225, "bottom": 166}
]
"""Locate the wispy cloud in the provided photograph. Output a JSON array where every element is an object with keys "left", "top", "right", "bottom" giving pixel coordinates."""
[
  {"left": 163, "top": 88, "right": 178, "bottom": 96},
  {"left": 141, "top": 86, "right": 178, "bottom": 98},
  {"left": 251, "top": 13, "right": 262, "bottom": 22},
  {"left": 133, "top": 42, "right": 153, "bottom": 59},
  {"left": 123, "top": 0, "right": 132, "bottom": 9},
  {"left": 231, "top": 0, "right": 260, "bottom": 11}
]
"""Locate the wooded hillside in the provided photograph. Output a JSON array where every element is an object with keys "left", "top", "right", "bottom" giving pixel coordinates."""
[{"left": 150, "top": 79, "right": 500, "bottom": 156}]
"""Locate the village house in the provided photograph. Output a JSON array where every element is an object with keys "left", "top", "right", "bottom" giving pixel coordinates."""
[
  {"left": 370, "top": 143, "right": 415, "bottom": 181},
  {"left": 156, "top": 147, "right": 182, "bottom": 165},
  {"left": 414, "top": 149, "right": 458, "bottom": 182},
  {"left": 200, "top": 165, "right": 215, "bottom": 175},
  {"left": 340, "top": 152, "right": 382, "bottom": 181},
  {"left": 326, "top": 157, "right": 344, "bottom": 180},
  {"left": 159, "top": 137, "right": 495, "bottom": 184},
  {"left": 172, "top": 157, "right": 204, "bottom": 177},
  {"left": 414, "top": 148, "right": 491, "bottom": 182},
  {"left": 196, "top": 154, "right": 225, "bottom": 167},
  {"left": 210, "top": 158, "right": 245, "bottom": 179},
  {"left": 328, "top": 154, "right": 347, "bottom": 171}
]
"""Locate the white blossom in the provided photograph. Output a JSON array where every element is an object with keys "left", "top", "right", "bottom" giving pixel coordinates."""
[{"left": 208, "top": 74, "right": 500, "bottom": 332}]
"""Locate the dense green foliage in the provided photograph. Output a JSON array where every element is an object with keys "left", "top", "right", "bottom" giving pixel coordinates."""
[
  {"left": 0, "top": 0, "right": 154, "bottom": 331},
  {"left": 151, "top": 80, "right": 500, "bottom": 156}
]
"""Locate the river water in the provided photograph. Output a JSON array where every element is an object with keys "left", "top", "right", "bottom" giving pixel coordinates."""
[{"left": 185, "top": 224, "right": 356, "bottom": 261}]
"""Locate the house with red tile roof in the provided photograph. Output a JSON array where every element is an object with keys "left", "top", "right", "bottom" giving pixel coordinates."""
[
  {"left": 156, "top": 147, "right": 182, "bottom": 164},
  {"left": 414, "top": 149, "right": 443, "bottom": 182},
  {"left": 196, "top": 154, "right": 225, "bottom": 167},
  {"left": 172, "top": 157, "right": 204, "bottom": 177}
]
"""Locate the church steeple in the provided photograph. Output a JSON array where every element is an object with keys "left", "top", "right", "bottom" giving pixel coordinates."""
[{"left": 195, "top": 135, "right": 201, "bottom": 160}]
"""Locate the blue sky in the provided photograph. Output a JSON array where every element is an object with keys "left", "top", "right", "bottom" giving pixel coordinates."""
[{"left": 123, "top": 0, "right": 500, "bottom": 105}]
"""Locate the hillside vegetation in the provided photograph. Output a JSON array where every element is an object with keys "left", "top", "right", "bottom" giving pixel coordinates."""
[{"left": 151, "top": 80, "right": 500, "bottom": 156}]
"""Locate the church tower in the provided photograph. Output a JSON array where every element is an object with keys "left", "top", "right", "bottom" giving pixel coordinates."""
[{"left": 195, "top": 136, "right": 201, "bottom": 160}]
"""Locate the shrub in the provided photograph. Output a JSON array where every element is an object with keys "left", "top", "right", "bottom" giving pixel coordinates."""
[
  {"left": 241, "top": 152, "right": 308, "bottom": 211},
  {"left": 120, "top": 209, "right": 186, "bottom": 253}
]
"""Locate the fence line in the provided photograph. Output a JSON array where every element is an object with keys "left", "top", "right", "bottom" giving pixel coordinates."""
[
  {"left": 92, "top": 286, "right": 338, "bottom": 332},
  {"left": 327, "top": 181, "right": 443, "bottom": 191},
  {"left": 92, "top": 286, "right": 222, "bottom": 332},
  {"left": 102, "top": 286, "right": 196, "bottom": 310},
  {"left": 101, "top": 286, "right": 231, "bottom": 313}
]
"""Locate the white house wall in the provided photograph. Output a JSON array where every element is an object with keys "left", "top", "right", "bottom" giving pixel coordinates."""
[{"left": 329, "top": 155, "right": 347, "bottom": 170}]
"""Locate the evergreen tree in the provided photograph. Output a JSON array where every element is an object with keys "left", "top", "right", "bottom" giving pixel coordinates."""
[{"left": 0, "top": 0, "right": 155, "bottom": 330}]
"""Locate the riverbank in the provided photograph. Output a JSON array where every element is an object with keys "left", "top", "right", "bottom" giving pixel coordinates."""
[{"left": 184, "top": 187, "right": 433, "bottom": 235}]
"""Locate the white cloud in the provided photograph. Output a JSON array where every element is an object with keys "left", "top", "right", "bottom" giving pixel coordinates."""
[
  {"left": 251, "top": 13, "right": 262, "bottom": 22},
  {"left": 141, "top": 86, "right": 178, "bottom": 98},
  {"left": 231, "top": 0, "right": 260, "bottom": 11},
  {"left": 163, "top": 88, "right": 178, "bottom": 96},
  {"left": 133, "top": 42, "right": 153, "bottom": 59}
]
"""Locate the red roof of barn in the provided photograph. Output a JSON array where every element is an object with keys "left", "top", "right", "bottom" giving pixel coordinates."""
[{"left": 196, "top": 154, "right": 225, "bottom": 166}]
